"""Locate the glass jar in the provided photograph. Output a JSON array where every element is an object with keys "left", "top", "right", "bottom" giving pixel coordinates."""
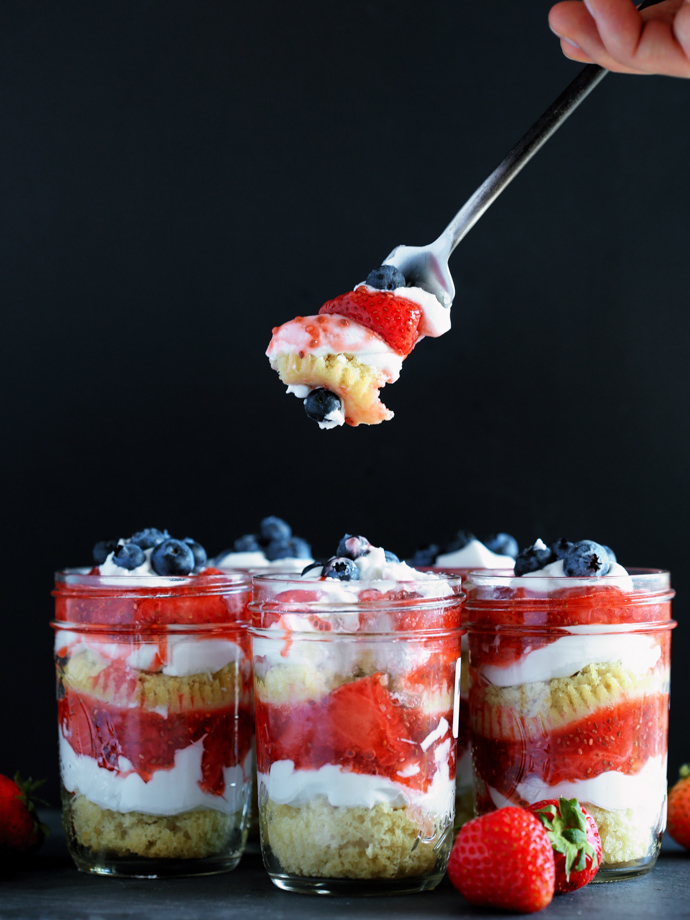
[
  {"left": 250, "top": 574, "right": 465, "bottom": 895},
  {"left": 53, "top": 570, "right": 253, "bottom": 877},
  {"left": 422, "top": 565, "right": 513, "bottom": 831},
  {"left": 463, "top": 568, "right": 675, "bottom": 881}
]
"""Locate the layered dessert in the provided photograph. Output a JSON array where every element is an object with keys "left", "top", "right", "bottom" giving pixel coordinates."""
[
  {"left": 250, "top": 534, "right": 464, "bottom": 893},
  {"left": 409, "top": 529, "right": 518, "bottom": 828},
  {"left": 214, "top": 516, "right": 313, "bottom": 572},
  {"left": 464, "top": 538, "right": 675, "bottom": 877},
  {"left": 266, "top": 264, "right": 451, "bottom": 427},
  {"left": 53, "top": 529, "right": 254, "bottom": 876}
]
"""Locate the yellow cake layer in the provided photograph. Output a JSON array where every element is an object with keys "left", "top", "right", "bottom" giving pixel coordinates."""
[
  {"left": 273, "top": 352, "right": 393, "bottom": 426},
  {"left": 64, "top": 651, "right": 245, "bottom": 712},
  {"left": 473, "top": 661, "right": 667, "bottom": 741},
  {"left": 262, "top": 796, "right": 448, "bottom": 879},
  {"left": 65, "top": 794, "right": 240, "bottom": 860},
  {"left": 585, "top": 803, "right": 660, "bottom": 866}
]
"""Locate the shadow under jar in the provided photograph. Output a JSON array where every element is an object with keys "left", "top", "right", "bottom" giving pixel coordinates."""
[
  {"left": 53, "top": 570, "right": 254, "bottom": 878},
  {"left": 250, "top": 573, "right": 465, "bottom": 895},
  {"left": 463, "top": 568, "right": 676, "bottom": 881}
]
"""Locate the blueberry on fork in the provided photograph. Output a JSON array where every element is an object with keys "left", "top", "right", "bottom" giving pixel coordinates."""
[{"left": 304, "top": 388, "right": 342, "bottom": 423}]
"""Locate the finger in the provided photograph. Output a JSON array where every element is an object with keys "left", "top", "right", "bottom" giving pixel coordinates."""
[
  {"left": 586, "top": 0, "right": 690, "bottom": 76},
  {"left": 549, "top": 1, "right": 648, "bottom": 72}
]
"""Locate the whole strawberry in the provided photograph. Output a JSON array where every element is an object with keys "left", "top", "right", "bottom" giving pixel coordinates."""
[
  {"left": 0, "top": 773, "right": 49, "bottom": 859},
  {"left": 667, "top": 764, "right": 690, "bottom": 849},
  {"left": 447, "top": 807, "right": 555, "bottom": 913},
  {"left": 530, "top": 797, "right": 601, "bottom": 893}
]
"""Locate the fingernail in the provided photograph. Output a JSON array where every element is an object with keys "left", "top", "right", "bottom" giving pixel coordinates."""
[{"left": 550, "top": 25, "right": 581, "bottom": 49}]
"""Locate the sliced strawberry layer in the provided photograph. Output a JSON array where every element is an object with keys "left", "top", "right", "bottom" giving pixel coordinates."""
[
  {"left": 58, "top": 689, "right": 254, "bottom": 796},
  {"left": 466, "top": 587, "right": 673, "bottom": 667},
  {"left": 471, "top": 693, "right": 669, "bottom": 801},
  {"left": 255, "top": 672, "right": 455, "bottom": 792},
  {"left": 319, "top": 287, "right": 422, "bottom": 355},
  {"left": 55, "top": 584, "right": 250, "bottom": 627}
]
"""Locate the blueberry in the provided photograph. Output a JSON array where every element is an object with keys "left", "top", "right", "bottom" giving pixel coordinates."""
[
  {"left": 234, "top": 533, "right": 262, "bottom": 553},
  {"left": 365, "top": 265, "right": 406, "bottom": 291},
  {"left": 336, "top": 534, "right": 372, "bottom": 559},
  {"left": 151, "top": 538, "right": 196, "bottom": 576},
  {"left": 602, "top": 544, "right": 617, "bottom": 564},
  {"left": 260, "top": 516, "right": 292, "bottom": 544},
  {"left": 183, "top": 538, "right": 207, "bottom": 570},
  {"left": 485, "top": 533, "right": 519, "bottom": 558},
  {"left": 550, "top": 538, "right": 574, "bottom": 560},
  {"left": 129, "top": 528, "right": 170, "bottom": 550},
  {"left": 264, "top": 539, "right": 290, "bottom": 561},
  {"left": 93, "top": 539, "right": 119, "bottom": 566},
  {"left": 384, "top": 549, "right": 400, "bottom": 564},
  {"left": 408, "top": 544, "right": 440, "bottom": 567},
  {"left": 445, "top": 530, "right": 475, "bottom": 553},
  {"left": 287, "top": 536, "right": 312, "bottom": 559},
  {"left": 322, "top": 557, "right": 361, "bottom": 581},
  {"left": 111, "top": 542, "right": 146, "bottom": 570},
  {"left": 514, "top": 540, "right": 556, "bottom": 576},
  {"left": 304, "top": 389, "right": 343, "bottom": 423},
  {"left": 563, "top": 540, "right": 611, "bottom": 577}
]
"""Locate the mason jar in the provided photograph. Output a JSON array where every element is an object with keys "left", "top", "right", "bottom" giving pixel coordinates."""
[
  {"left": 53, "top": 570, "right": 253, "bottom": 877},
  {"left": 463, "top": 568, "right": 675, "bottom": 881},
  {"left": 250, "top": 573, "right": 465, "bottom": 895}
]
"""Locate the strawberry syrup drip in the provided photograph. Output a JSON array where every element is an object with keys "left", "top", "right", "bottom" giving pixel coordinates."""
[
  {"left": 471, "top": 693, "right": 669, "bottom": 804},
  {"left": 254, "top": 672, "right": 455, "bottom": 792},
  {"left": 58, "top": 690, "right": 254, "bottom": 796}
]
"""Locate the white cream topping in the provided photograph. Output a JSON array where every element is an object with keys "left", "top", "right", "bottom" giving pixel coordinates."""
[
  {"left": 59, "top": 732, "right": 251, "bottom": 816},
  {"left": 259, "top": 743, "right": 454, "bottom": 818},
  {"left": 488, "top": 755, "right": 667, "bottom": 823},
  {"left": 55, "top": 631, "right": 244, "bottom": 680},
  {"left": 435, "top": 538, "right": 514, "bottom": 569},
  {"left": 481, "top": 629, "right": 662, "bottom": 688},
  {"left": 266, "top": 314, "right": 404, "bottom": 381},
  {"left": 215, "top": 550, "right": 312, "bottom": 572},
  {"left": 302, "top": 545, "right": 444, "bottom": 596}
]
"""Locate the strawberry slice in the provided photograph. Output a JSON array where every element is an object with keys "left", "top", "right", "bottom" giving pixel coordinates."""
[{"left": 319, "top": 287, "right": 422, "bottom": 355}]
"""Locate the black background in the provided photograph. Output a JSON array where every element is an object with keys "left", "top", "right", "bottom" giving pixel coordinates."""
[{"left": 2, "top": 1, "right": 688, "bottom": 803}]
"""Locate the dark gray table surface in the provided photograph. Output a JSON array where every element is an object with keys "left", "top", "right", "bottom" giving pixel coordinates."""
[{"left": 2, "top": 812, "right": 689, "bottom": 920}]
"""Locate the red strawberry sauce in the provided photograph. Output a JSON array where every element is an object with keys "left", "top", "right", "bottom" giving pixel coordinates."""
[
  {"left": 58, "top": 690, "right": 254, "bottom": 795},
  {"left": 254, "top": 672, "right": 455, "bottom": 792}
]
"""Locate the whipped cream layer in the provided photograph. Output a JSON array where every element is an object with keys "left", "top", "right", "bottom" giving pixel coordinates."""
[
  {"left": 302, "top": 546, "right": 446, "bottom": 598},
  {"left": 215, "top": 550, "right": 312, "bottom": 572},
  {"left": 435, "top": 538, "right": 514, "bottom": 570},
  {"left": 259, "top": 739, "right": 454, "bottom": 817},
  {"left": 488, "top": 755, "right": 667, "bottom": 824},
  {"left": 481, "top": 628, "right": 663, "bottom": 688},
  {"left": 59, "top": 733, "right": 251, "bottom": 816},
  {"left": 56, "top": 631, "right": 244, "bottom": 681},
  {"left": 266, "top": 314, "right": 404, "bottom": 381}
]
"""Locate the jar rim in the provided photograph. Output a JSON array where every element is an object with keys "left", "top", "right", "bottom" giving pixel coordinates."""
[{"left": 53, "top": 568, "right": 251, "bottom": 599}]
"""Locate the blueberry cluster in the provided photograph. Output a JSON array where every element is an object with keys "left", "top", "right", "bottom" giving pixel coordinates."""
[
  {"left": 305, "top": 533, "right": 400, "bottom": 582},
  {"left": 224, "top": 516, "right": 312, "bottom": 563},
  {"left": 93, "top": 528, "right": 207, "bottom": 576},
  {"left": 408, "top": 529, "right": 519, "bottom": 567},
  {"left": 515, "top": 538, "right": 617, "bottom": 577}
]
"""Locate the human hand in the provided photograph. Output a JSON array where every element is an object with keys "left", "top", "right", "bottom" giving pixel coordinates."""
[{"left": 549, "top": 0, "right": 690, "bottom": 76}]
